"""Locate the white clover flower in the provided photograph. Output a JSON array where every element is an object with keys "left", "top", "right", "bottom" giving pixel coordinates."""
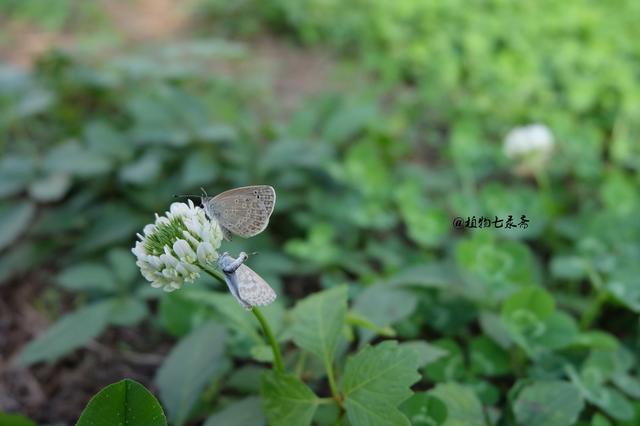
[
  {"left": 132, "top": 199, "right": 223, "bottom": 292},
  {"left": 504, "top": 124, "right": 554, "bottom": 159}
]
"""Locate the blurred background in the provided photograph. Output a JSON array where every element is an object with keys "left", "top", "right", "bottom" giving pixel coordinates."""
[{"left": 1, "top": 0, "right": 639, "bottom": 425}]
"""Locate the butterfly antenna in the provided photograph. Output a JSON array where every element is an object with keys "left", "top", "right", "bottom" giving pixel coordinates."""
[
  {"left": 200, "top": 187, "right": 208, "bottom": 197},
  {"left": 173, "top": 194, "right": 200, "bottom": 199}
]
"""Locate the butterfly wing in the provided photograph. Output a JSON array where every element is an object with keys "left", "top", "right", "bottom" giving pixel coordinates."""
[
  {"left": 204, "top": 186, "right": 275, "bottom": 238},
  {"left": 236, "top": 264, "right": 277, "bottom": 309}
]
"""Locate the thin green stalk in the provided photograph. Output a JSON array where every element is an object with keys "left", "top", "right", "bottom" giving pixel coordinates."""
[
  {"left": 325, "top": 359, "right": 341, "bottom": 405},
  {"left": 580, "top": 264, "right": 608, "bottom": 329},
  {"left": 252, "top": 307, "right": 285, "bottom": 373},
  {"left": 202, "top": 267, "right": 285, "bottom": 373},
  {"left": 202, "top": 264, "right": 226, "bottom": 285}
]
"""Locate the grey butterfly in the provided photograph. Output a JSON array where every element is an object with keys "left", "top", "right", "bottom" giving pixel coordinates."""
[
  {"left": 201, "top": 185, "right": 276, "bottom": 240},
  {"left": 218, "top": 251, "right": 277, "bottom": 310}
]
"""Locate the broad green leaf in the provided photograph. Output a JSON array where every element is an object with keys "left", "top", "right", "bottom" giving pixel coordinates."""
[
  {"left": 428, "top": 383, "right": 486, "bottom": 426},
  {"left": 182, "top": 290, "right": 261, "bottom": 342},
  {"left": 470, "top": 336, "right": 510, "bottom": 377},
  {"left": 613, "top": 374, "right": 640, "bottom": 399},
  {"left": 155, "top": 322, "right": 227, "bottom": 426},
  {"left": 77, "top": 379, "right": 166, "bottom": 426},
  {"left": 291, "top": 286, "right": 348, "bottom": 372},
  {"left": 84, "top": 120, "right": 133, "bottom": 162},
  {"left": 203, "top": 396, "right": 266, "bottom": 426},
  {"left": 0, "top": 155, "right": 35, "bottom": 198},
  {"left": 227, "top": 365, "right": 267, "bottom": 394},
  {"left": 567, "top": 366, "right": 634, "bottom": 421},
  {"left": 353, "top": 284, "right": 417, "bottom": 345},
  {"left": 399, "top": 392, "right": 448, "bottom": 426},
  {"left": 18, "top": 301, "right": 112, "bottom": 366},
  {"left": 261, "top": 372, "right": 318, "bottom": 426},
  {"left": 385, "top": 262, "right": 454, "bottom": 289},
  {"left": 119, "top": 152, "right": 162, "bottom": 184},
  {"left": 400, "top": 341, "right": 449, "bottom": 368},
  {"left": 108, "top": 248, "right": 139, "bottom": 287},
  {"left": 513, "top": 381, "right": 584, "bottom": 426},
  {"left": 44, "top": 140, "right": 112, "bottom": 177},
  {"left": 456, "top": 233, "right": 537, "bottom": 300},
  {"left": 342, "top": 341, "right": 420, "bottom": 426},
  {"left": 55, "top": 263, "right": 117, "bottom": 292},
  {"left": 424, "top": 339, "right": 465, "bottom": 382},
  {"left": 28, "top": 173, "right": 71, "bottom": 202},
  {"left": 0, "top": 413, "right": 36, "bottom": 426},
  {"left": 108, "top": 298, "right": 148, "bottom": 326},
  {"left": 0, "top": 201, "right": 35, "bottom": 251},
  {"left": 502, "top": 287, "right": 555, "bottom": 321}
]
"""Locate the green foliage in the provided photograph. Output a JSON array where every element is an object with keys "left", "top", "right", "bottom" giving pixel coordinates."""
[
  {"left": 261, "top": 372, "right": 319, "bottom": 426},
  {"left": 155, "top": 323, "right": 228, "bottom": 426},
  {"left": 342, "top": 341, "right": 421, "bottom": 426},
  {"left": 0, "top": 413, "right": 36, "bottom": 426},
  {"left": 513, "top": 381, "right": 584, "bottom": 426},
  {"left": 3, "top": 0, "right": 640, "bottom": 422},
  {"left": 76, "top": 379, "right": 167, "bottom": 426},
  {"left": 290, "top": 286, "right": 348, "bottom": 373}
]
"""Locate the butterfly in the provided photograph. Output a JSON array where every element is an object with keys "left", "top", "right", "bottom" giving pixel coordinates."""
[
  {"left": 218, "top": 251, "right": 277, "bottom": 310},
  {"left": 201, "top": 185, "right": 276, "bottom": 240}
]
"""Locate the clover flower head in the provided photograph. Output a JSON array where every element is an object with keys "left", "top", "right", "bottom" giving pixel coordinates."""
[
  {"left": 503, "top": 124, "right": 554, "bottom": 159},
  {"left": 132, "top": 199, "right": 223, "bottom": 292}
]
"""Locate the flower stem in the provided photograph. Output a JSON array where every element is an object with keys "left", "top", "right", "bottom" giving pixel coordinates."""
[
  {"left": 252, "top": 307, "right": 285, "bottom": 373},
  {"left": 203, "top": 267, "right": 285, "bottom": 373},
  {"left": 202, "top": 264, "right": 226, "bottom": 285}
]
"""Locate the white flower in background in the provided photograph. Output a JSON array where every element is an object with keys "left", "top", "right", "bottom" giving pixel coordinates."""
[
  {"left": 132, "top": 200, "right": 223, "bottom": 292},
  {"left": 503, "top": 124, "right": 554, "bottom": 158},
  {"left": 503, "top": 124, "right": 554, "bottom": 175}
]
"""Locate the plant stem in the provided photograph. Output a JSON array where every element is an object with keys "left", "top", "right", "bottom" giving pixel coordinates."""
[
  {"left": 325, "top": 359, "right": 341, "bottom": 405},
  {"left": 202, "top": 267, "right": 285, "bottom": 373},
  {"left": 252, "top": 307, "right": 285, "bottom": 373},
  {"left": 580, "top": 264, "right": 607, "bottom": 329},
  {"left": 202, "top": 264, "right": 226, "bottom": 285}
]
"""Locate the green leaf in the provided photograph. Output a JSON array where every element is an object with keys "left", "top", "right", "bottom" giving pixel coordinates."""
[
  {"left": 108, "top": 248, "right": 139, "bottom": 286},
  {"left": 182, "top": 290, "right": 261, "bottom": 342},
  {"left": 469, "top": 336, "right": 510, "bottom": 377},
  {"left": 399, "top": 392, "right": 448, "bottom": 426},
  {"left": 353, "top": 284, "right": 417, "bottom": 345},
  {"left": 567, "top": 366, "right": 634, "bottom": 421},
  {"left": 400, "top": 341, "right": 449, "bottom": 368},
  {"left": 108, "top": 298, "right": 148, "bottom": 326},
  {"left": 55, "top": 263, "right": 117, "bottom": 292},
  {"left": 28, "top": 173, "right": 71, "bottom": 202},
  {"left": 155, "top": 322, "right": 227, "bottom": 426},
  {"left": 119, "top": 152, "right": 162, "bottom": 185},
  {"left": 428, "top": 383, "right": 486, "bottom": 426},
  {"left": 261, "top": 372, "right": 318, "bottom": 426},
  {"left": 18, "top": 301, "right": 113, "bottom": 366},
  {"left": 203, "top": 396, "right": 266, "bottom": 426},
  {"left": 513, "top": 381, "right": 584, "bottom": 426},
  {"left": 502, "top": 287, "right": 555, "bottom": 321},
  {"left": 613, "top": 374, "right": 640, "bottom": 399},
  {"left": 84, "top": 120, "right": 133, "bottom": 162},
  {"left": 0, "top": 155, "right": 35, "bottom": 198},
  {"left": 290, "top": 286, "right": 348, "bottom": 372},
  {"left": 44, "top": 140, "right": 112, "bottom": 177},
  {"left": 0, "top": 413, "right": 36, "bottom": 426},
  {"left": 342, "top": 341, "right": 420, "bottom": 426},
  {"left": 0, "top": 201, "right": 35, "bottom": 251},
  {"left": 77, "top": 379, "right": 167, "bottom": 426},
  {"left": 424, "top": 339, "right": 465, "bottom": 382}
]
